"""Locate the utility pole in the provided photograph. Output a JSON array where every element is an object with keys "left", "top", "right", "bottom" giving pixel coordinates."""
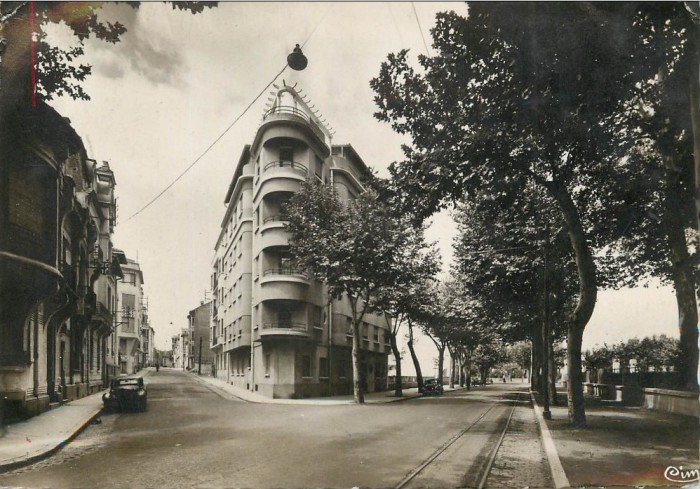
[
  {"left": 198, "top": 336, "right": 202, "bottom": 375},
  {"left": 542, "top": 225, "right": 552, "bottom": 420}
]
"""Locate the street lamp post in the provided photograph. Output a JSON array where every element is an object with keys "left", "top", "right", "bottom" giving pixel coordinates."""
[{"left": 542, "top": 225, "right": 552, "bottom": 420}]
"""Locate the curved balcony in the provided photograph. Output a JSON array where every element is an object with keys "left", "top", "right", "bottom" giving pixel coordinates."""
[
  {"left": 259, "top": 277, "right": 309, "bottom": 302},
  {"left": 263, "top": 267, "right": 307, "bottom": 279},
  {"left": 263, "top": 105, "right": 329, "bottom": 146},
  {"left": 260, "top": 224, "right": 289, "bottom": 249},
  {"left": 263, "top": 105, "right": 310, "bottom": 123},
  {"left": 256, "top": 171, "right": 305, "bottom": 200},
  {"left": 263, "top": 215, "right": 288, "bottom": 225},
  {"left": 260, "top": 322, "right": 309, "bottom": 339},
  {"left": 263, "top": 160, "right": 308, "bottom": 178}
]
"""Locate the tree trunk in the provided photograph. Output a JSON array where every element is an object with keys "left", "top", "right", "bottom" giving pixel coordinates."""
[
  {"left": 449, "top": 348, "right": 456, "bottom": 388},
  {"left": 545, "top": 180, "right": 597, "bottom": 426},
  {"left": 466, "top": 352, "right": 472, "bottom": 390},
  {"left": 531, "top": 335, "right": 542, "bottom": 392},
  {"left": 437, "top": 344, "right": 445, "bottom": 389},
  {"left": 548, "top": 338, "right": 558, "bottom": 405},
  {"left": 350, "top": 300, "right": 364, "bottom": 404},
  {"left": 407, "top": 321, "right": 424, "bottom": 392},
  {"left": 688, "top": 14, "right": 700, "bottom": 248},
  {"left": 663, "top": 168, "right": 699, "bottom": 392},
  {"left": 390, "top": 331, "right": 403, "bottom": 397}
]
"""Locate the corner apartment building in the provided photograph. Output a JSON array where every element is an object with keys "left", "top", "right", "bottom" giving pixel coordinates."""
[{"left": 211, "top": 84, "right": 390, "bottom": 399}]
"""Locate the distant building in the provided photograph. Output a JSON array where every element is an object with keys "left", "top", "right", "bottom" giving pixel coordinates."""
[
  {"left": 111, "top": 251, "right": 147, "bottom": 374},
  {"left": 141, "top": 322, "right": 155, "bottom": 367},
  {"left": 172, "top": 329, "right": 189, "bottom": 370},
  {"left": 188, "top": 301, "right": 213, "bottom": 372},
  {"left": 210, "top": 84, "right": 390, "bottom": 399}
]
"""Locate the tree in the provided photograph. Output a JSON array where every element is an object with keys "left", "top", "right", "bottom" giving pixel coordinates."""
[
  {"left": 604, "top": 4, "right": 699, "bottom": 391},
  {"left": 378, "top": 256, "right": 439, "bottom": 397},
  {"left": 284, "top": 181, "right": 431, "bottom": 403},
  {"left": 451, "top": 190, "right": 577, "bottom": 403},
  {"left": 508, "top": 342, "right": 532, "bottom": 380},
  {"left": 370, "top": 3, "right": 689, "bottom": 425},
  {"left": 0, "top": 1, "right": 216, "bottom": 104},
  {"left": 473, "top": 337, "right": 508, "bottom": 385}
]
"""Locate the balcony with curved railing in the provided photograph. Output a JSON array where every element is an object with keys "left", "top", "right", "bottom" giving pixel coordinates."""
[
  {"left": 260, "top": 104, "right": 330, "bottom": 154},
  {"left": 263, "top": 215, "right": 288, "bottom": 225},
  {"left": 263, "top": 160, "right": 308, "bottom": 178},
  {"left": 260, "top": 321, "right": 309, "bottom": 338},
  {"left": 263, "top": 105, "right": 311, "bottom": 123},
  {"left": 263, "top": 267, "right": 307, "bottom": 279}
]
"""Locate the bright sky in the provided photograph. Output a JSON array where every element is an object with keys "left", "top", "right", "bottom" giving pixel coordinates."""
[{"left": 46, "top": 2, "right": 679, "bottom": 355}]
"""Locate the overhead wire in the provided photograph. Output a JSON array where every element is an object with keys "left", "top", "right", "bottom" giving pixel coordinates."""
[
  {"left": 122, "top": 5, "right": 332, "bottom": 224},
  {"left": 411, "top": 2, "right": 431, "bottom": 57}
]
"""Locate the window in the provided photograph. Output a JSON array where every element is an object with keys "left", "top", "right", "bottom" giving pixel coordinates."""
[
  {"left": 302, "top": 355, "right": 311, "bottom": 377},
  {"left": 312, "top": 306, "right": 323, "bottom": 328},
  {"left": 278, "top": 309, "right": 292, "bottom": 328},
  {"left": 279, "top": 255, "right": 292, "bottom": 274},
  {"left": 280, "top": 146, "right": 293, "bottom": 163},
  {"left": 265, "top": 354, "right": 271, "bottom": 376},
  {"left": 319, "top": 357, "right": 328, "bottom": 378}
]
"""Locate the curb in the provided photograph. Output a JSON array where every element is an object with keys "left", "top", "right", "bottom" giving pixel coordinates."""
[
  {"left": 0, "top": 405, "right": 103, "bottom": 474},
  {"left": 529, "top": 390, "right": 570, "bottom": 489},
  {"left": 186, "top": 372, "right": 250, "bottom": 403},
  {"left": 186, "top": 371, "right": 424, "bottom": 405}
]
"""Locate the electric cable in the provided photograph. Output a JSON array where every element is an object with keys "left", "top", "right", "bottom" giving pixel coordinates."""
[
  {"left": 411, "top": 2, "right": 431, "bottom": 57},
  {"left": 122, "top": 5, "right": 332, "bottom": 224}
]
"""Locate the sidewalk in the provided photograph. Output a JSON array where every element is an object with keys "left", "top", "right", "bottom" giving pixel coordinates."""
[
  {"left": 0, "top": 389, "right": 104, "bottom": 473},
  {"left": 187, "top": 370, "right": 449, "bottom": 404},
  {"left": 531, "top": 390, "right": 699, "bottom": 488},
  {"left": 0, "top": 368, "right": 150, "bottom": 473}
]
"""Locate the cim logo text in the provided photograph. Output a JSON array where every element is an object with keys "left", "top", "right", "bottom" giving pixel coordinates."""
[{"left": 664, "top": 466, "right": 700, "bottom": 483}]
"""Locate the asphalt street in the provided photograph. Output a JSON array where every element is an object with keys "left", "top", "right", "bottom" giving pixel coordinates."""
[{"left": 0, "top": 370, "right": 549, "bottom": 488}]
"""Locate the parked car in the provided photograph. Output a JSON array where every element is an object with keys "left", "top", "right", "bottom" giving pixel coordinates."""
[
  {"left": 103, "top": 376, "right": 147, "bottom": 412},
  {"left": 422, "top": 378, "right": 444, "bottom": 395}
]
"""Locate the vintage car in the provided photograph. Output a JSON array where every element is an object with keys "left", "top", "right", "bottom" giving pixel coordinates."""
[
  {"left": 421, "top": 378, "right": 444, "bottom": 395},
  {"left": 103, "top": 376, "right": 147, "bottom": 412}
]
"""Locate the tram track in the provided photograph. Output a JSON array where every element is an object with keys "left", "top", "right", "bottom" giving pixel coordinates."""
[{"left": 395, "top": 390, "right": 531, "bottom": 489}]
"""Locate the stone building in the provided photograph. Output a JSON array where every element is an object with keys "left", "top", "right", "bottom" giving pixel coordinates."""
[
  {"left": 210, "top": 84, "right": 390, "bottom": 399},
  {"left": 0, "top": 101, "right": 118, "bottom": 419}
]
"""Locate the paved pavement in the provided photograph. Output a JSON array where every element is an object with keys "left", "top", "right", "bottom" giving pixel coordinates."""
[
  {"left": 186, "top": 368, "right": 428, "bottom": 404},
  {"left": 534, "top": 392, "right": 699, "bottom": 488},
  {"left": 1, "top": 369, "right": 697, "bottom": 488},
  {"left": 0, "top": 389, "right": 104, "bottom": 473}
]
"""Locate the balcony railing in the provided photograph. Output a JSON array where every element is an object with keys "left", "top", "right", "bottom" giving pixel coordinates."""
[
  {"left": 263, "top": 105, "right": 328, "bottom": 144},
  {"left": 262, "top": 322, "right": 308, "bottom": 333},
  {"left": 263, "top": 105, "right": 310, "bottom": 123},
  {"left": 94, "top": 301, "right": 113, "bottom": 326},
  {"left": 263, "top": 215, "right": 289, "bottom": 225},
  {"left": 263, "top": 160, "right": 308, "bottom": 178},
  {"left": 263, "top": 267, "right": 307, "bottom": 278}
]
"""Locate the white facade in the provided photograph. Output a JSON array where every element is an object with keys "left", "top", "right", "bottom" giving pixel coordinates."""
[{"left": 211, "top": 85, "right": 390, "bottom": 399}]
